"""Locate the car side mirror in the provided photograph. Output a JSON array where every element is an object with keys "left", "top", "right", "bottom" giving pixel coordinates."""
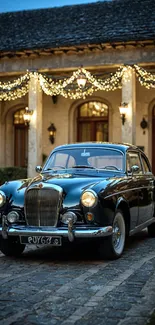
[
  {"left": 35, "top": 165, "right": 42, "bottom": 173},
  {"left": 130, "top": 165, "right": 139, "bottom": 175}
]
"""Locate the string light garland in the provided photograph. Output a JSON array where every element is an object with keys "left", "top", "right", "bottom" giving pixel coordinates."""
[
  {"left": 39, "top": 66, "right": 124, "bottom": 99},
  {"left": 0, "top": 72, "right": 30, "bottom": 90},
  {"left": 0, "top": 65, "right": 155, "bottom": 101},
  {"left": 0, "top": 84, "right": 29, "bottom": 101},
  {"left": 134, "top": 65, "right": 155, "bottom": 89},
  {"left": 0, "top": 71, "right": 33, "bottom": 101}
]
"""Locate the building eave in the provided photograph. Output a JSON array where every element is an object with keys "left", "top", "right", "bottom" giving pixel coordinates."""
[{"left": 0, "top": 40, "right": 155, "bottom": 60}]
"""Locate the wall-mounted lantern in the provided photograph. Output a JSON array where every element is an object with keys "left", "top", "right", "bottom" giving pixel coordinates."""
[
  {"left": 23, "top": 107, "right": 33, "bottom": 127},
  {"left": 119, "top": 102, "right": 128, "bottom": 125},
  {"left": 47, "top": 123, "right": 56, "bottom": 144},
  {"left": 140, "top": 117, "right": 148, "bottom": 134}
]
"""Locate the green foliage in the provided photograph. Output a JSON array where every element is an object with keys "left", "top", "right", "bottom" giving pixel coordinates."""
[{"left": 0, "top": 167, "right": 27, "bottom": 185}]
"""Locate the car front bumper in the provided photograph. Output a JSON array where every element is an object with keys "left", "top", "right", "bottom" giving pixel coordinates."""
[{"left": 0, "top": 223, "right": 113, "bottom": 242}]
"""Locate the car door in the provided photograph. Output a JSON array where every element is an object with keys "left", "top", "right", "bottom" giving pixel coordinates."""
[
  {"left": 126, "top": 151, "right": 140, "bottom": 230},
  {"left": 139, "top": 153, "right": 154, "bottom": 223},
  {"left": 128, "top": 150, "right": 154, "bottom": 226}
]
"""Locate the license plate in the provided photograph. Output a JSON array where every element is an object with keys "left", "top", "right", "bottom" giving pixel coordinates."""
[{"left": 20, "top": 235, "right": 62, "bottom": 246}]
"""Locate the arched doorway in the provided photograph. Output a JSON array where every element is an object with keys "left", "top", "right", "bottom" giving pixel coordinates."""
[
  {"left": 77, "top": 101, "right": 109, "bottom": 142},
  {"left": 13, "top": 109, "right": 28, "bottom": 167}
]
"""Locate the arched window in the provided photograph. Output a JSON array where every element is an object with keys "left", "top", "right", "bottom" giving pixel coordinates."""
[
  {"left": 13, "top": 109, "right": 28, "bottom": 167},
  {"left": 77, "top": 101, "right": 109, "bottom": 142}
]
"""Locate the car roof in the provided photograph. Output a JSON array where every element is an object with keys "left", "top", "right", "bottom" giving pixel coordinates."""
[{"left": 53, "top": 142, "right": 139, "bottom": 153}]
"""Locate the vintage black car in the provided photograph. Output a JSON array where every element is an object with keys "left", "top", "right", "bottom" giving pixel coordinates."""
[{"left": 0, "top": 142, "right": 155, "bottom": 259}]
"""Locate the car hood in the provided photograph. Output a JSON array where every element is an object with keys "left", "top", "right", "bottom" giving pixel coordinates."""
[
  {"left": 0, "top": 171, "right": 123, "bottom": 210},
  {"left": 27, "top": 171, "right": 120, "bottom": 209},
  {"left": 29, "top": 171, "right": 110, "bottom": 192}
]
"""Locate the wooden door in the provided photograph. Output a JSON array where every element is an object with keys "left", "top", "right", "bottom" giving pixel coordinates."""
[
  {"left": 77, "top": 101, "right": 109, "bottom": 142},
  {"left": 78, "top": 120, "right": 108, "bottom": 142},
  {"left": 14, "top": 125, "right": 28, "bottom": 167}
]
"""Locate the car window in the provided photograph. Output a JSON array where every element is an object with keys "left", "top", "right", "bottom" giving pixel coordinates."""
[
  {"left": 88, "top": 154, "right": 123, "bottom": 170},
  {"left": 46, "top": 153, "right": 76, "bottom": 169},
  {"left": 141, "top": 154, "right": 151, "bottom": 173},
  {"left": 44, "top": 148, "right": 124, "bottom": 171},
  {"left": 67, "top": 156, "right": 76, "bottom": 168},
  {"left": 127, "top": 151, "right": 142, "bottom": 174}
]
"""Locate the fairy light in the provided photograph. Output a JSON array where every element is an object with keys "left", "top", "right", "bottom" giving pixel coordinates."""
[
  {"left": 0, "top": 72, "right": 30, "bottom": 90},
  {"left": 122, "top": 66, "right": 134, "bottom": 83},
  {"left": 0, "top": 65, "right": 155, "bottom": 101},
  {"left": 134, "top": 65, "right": 155, "bottom": 89},
  {"left": 38, "top": 66, "right": 124, "bottom": 99}
]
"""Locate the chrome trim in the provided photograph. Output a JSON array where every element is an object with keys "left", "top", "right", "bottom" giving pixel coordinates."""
[
  {"left": 0, "top": 225, "right": 113, "bottom": 239},
  {"left": 129, "top": 218, "right": 155, "bottom": 236},
  {"left": 43, "top": 146, "right": 125, "bottom": 172},
  {"left": 68, "top": 218, "right": 74, "bottom": 242},
  {"left": 0, "top": 190, "right": 6, "bottom": 207},
  {"left": 25, "top": 184, "right": 63, "bottom": 227},
  {"left": 104, "top": 185, "right": 154, "bottom": 199},
  {"left": 81, "top": 189, "right": 98, "bottom": 208},
  {"left": 26, "top": 183, "right": 63, "bottom": 193}
]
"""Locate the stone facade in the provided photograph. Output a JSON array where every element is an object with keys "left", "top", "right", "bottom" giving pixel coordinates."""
[
  {"left": 0, "top": 66, "right": 155, "bottom": 178},
  {"left": 0, "top": 0, "right": 155, "bottom": 177}
]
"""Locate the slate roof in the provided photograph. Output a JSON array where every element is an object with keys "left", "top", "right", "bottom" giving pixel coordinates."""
[{"left": 0, "top": 0, "right": 155, "bottom": 53}]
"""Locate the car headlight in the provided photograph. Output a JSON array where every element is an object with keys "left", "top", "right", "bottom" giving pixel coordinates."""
[
  {"left": 7, "top": 211, "right": 19, "bottom": 223},
  {"left": 0, "top": 191, "right": 6, "bottom": 207},
  {"left": 61, "top": 211, "right": 77, "bottom": 224},
  {"left": 81, "top": 190, "right": 98, "bottom": 208}
]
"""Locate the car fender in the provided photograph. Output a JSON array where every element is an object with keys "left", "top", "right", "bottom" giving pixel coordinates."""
[
  {"left": 116, "top": 196, "right": 131, "bottom": 234},
  {"left": 0, "top": 178, "right": 32, "bottom": 210}
]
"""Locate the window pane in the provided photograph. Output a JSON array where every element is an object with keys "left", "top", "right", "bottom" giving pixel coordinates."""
[
  {"left": 96, "top": 122, "right": 108, "bottom": 141},
  {"left": 44, "top": 148, "right": 124, "bottom": 171},
  {"left": 127, "top": 152, "right": 142, "bottom": 173},
  {"left": 80, "top": 103, "right": 88, "bottom": 117},
  {"left": 88, "top": 151, "right": 123, "bottom": 170},
  {"left": 80, "top": 123, "right": 91, "bottom": 141},
  {"left": 79, "top": 101, "right": 108, "bottom": 117}
]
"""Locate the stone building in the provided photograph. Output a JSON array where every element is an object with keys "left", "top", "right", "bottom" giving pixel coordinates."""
[{"left": 0, "top": 0, "right": 155, "bottom": 177}]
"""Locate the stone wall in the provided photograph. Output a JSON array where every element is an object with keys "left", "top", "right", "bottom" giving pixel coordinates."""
[{"left": 1, "top": 79, "right": 155, "bottom": 167}]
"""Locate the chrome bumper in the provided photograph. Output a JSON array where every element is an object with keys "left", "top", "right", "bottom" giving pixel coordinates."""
[{"left": 0, "top": 224, "right": 112, "bottom": 242}]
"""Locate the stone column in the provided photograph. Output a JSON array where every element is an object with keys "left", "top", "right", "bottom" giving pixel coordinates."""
[
  {"left": 28, "top": 74, "right": 42, "bottom": 178},
  {"left": 0, "top": 101, "right": 5, "bottom": 167},
  {"left": 121, "top": 67, "right": 136, "bottom": 144}
]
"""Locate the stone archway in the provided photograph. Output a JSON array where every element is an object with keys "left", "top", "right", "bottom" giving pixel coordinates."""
[
  {"left": 1, "top": 102, "right": 27, "bottom": 167},
  {"left": 13, "top": 108, "right": 28, "bottom": 167},
  {"left": 68, "top": 96, "right": 113, "bottom": 144}
]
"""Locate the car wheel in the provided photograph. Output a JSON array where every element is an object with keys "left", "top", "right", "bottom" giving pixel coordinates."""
[
  {"left": 0, "top": 236, "right": 25, "bottom": 257},
  {"left": 147, "top": 222, "right": 155, "bottom": 237},
  {"left": 99, "top": 210, "right": 126, "bottom": 260}
]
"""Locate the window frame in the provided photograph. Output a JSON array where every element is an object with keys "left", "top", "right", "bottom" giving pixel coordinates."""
[
  {"left": 140, "top": 153, "right": 152, "bottom": 174},
  {"left": 126, "top": 150, "right": 143, "bottom": 175}
]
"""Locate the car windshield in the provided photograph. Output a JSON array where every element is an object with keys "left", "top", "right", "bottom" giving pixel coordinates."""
[{"left": 43, "top": 147, "right": 124, "bottom": 172}]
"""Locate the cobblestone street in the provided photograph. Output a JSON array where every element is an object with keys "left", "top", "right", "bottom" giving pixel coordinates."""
[{"left": 0, "top": 230, "right": 155, "bottom": 325}]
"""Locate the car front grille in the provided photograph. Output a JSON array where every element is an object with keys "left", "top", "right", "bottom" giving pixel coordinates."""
[{"left": 25, "top": 186, "right": 62, "bottom": 226}]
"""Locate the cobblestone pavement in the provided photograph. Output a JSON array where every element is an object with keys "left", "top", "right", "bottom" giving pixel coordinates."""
[{"left": 0, "top": 230, "right": 155, "bottom": 325}]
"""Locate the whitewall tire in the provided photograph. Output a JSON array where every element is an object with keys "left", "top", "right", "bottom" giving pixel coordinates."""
[{"left": 98, "top": 210, "right": 126, "bottom": 260}]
